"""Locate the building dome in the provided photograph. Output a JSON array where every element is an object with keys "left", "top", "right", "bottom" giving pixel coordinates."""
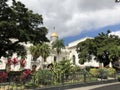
[{"left": 51, "top": 32, "right": 58, "bottom": 37}]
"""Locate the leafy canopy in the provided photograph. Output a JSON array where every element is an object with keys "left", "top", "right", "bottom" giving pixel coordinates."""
[
  {"left": 29, "top": 43, "right": 50, "bottom": 62},
  {"left": 52, "top": 39, "right": 65, "bottom": 55},
  {"left": 0, "top": 0, "right": 48, "bottom": 57},
  {"left": 76, "top": 30, "right": 120, "bottom": 67}
]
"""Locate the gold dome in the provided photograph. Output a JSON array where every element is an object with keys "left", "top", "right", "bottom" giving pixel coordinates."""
[{"left": 51, "top": 32, "right": 58, "bottom": 37}]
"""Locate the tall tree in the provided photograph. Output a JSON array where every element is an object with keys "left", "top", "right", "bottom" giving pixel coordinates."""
[
  {"left": 29, "top": 45, "right": 41, "bottom": 61},
  {"left": 77, "top": 30, "right": 120, "bottom": 67},
  {"left": 39, "top": 43, "right": 50, "bottom": 62},
  {"left": 0, "top": 0, "right": 48, "bottom": 57},
  {"left": 52, "top": 39, "right": 65, "bottom": 61},
  {"left": 29, "top": 43, "right": 50, "bottom": 69},
  {"left": 76, "top": 38, "right": 96, "bottom": 64}
]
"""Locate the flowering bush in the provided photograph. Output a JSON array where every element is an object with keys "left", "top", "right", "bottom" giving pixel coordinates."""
[
  {"left": 20, "top": 69, "right": 31, "bottom": 80},
  {"left": 20, "top": 59, "right": 26, "bottom": 67},
  {"left": 23, "top": 69, "right": 31, "bottom": 76},
  {"left": 12, "top": 58, "right": 18, "bottom": 65},
  {"left": 0, "top": 71, "right": 7, "bottom": 82},
  {"left": 7, "top": 58, "right": 12, "bottom": 65},
  {"left": 1, "top": 72, "right": 7, "bottom": 78}
]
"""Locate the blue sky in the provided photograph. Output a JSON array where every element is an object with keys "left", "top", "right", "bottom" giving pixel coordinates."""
[
  {"left": 64, "top": 24, "right": 120, "bottom": 45},
  {"left": 15, "top": 0, "right": 120, "bottom": 45}
]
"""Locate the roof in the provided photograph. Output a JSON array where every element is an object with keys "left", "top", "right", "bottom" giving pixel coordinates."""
[
  {"left": 67, "top": 37, "right": 92, "bottom": 48},
  {"left": 51, "top": 32, "right": 58, "bottom": 37}
]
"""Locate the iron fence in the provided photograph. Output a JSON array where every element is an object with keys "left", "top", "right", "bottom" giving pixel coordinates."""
[{"left": 0, "top": 69, "right": 117, "bottom": 90}]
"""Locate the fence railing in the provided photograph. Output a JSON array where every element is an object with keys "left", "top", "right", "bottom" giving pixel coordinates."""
[{"left": 0, "top": 69, "right": 117, "bottom": 90}]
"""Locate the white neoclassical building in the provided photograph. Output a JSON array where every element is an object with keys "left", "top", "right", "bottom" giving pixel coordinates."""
[{"left": 0, "top": 32, "right": 100, "bottom": 71}]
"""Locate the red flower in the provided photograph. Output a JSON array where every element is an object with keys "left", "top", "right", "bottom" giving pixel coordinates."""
[
  {"left": 23, "top": 69, "right": 31, "bottom": 76},
  {"left": 7, "top": 59, "right": 12, "bottom": 65},
  {"left": 20, "top": 59, "right": 26, "bottom": 67},
  {"left": 0, "top": 72, "right": 7, "bottom": 79},
  {"left": 20, "top": 69, "right": 31, "bottom": 79},
  {"left": 12, "top": 58, "right": 18, "bottom": 65}
]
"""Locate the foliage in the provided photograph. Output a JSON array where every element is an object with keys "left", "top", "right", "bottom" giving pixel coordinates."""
[
  {"left": 90, "top": 68, "right": 115, "bottom": 78},
  {"left": 0, "top": 0, "right": 48, "bottom": 57},
  {"left": 70, "top": 66, "right": 82, "bottom": 72},
  {"left": 107, "top": 68, "right": 116, "bottom": 77},
  {"left": 117, "top": 75, "right": 120, "bottom": 81},
  {"left": 35, "top": 70, "right": 53, "bottom": 85},
  {"left": 29, "top": 45, "right": 40, "bottom": 61},
  {"left": 85, "top": 66, "right": 92, "bottom": 72},
  {"left": 52, "top": 59, "right": 73, "bottom": 83},
  {"left": 77, "top": 38, "right": 96, "bottom": 64},
  {"left": 97, "top": 68, "right": 108, "bottom": 79},
  {"left": 112, "top": 60, "right": 120, "bottom": 73},
  {"left": 89, "top": 68, "right": 98, "bottom": 77},
  {"left": 29, "top": 43, "right": 50, "bottom": 61},
  {"left": 39, "top": 43, "right": 50, "bottom": 62},
  {"left": 52, "top": 39, "right": 65, "bottom": 55},
  {"left": 25, "top": 82, "right": 38, "bottom": 89},
  {"left": 77, "top": 30, "right": 120, "bottom": 67}
]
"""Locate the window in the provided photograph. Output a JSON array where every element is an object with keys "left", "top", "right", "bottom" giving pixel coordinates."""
[
  {"left": 54, "top": 56, "right": 57, "bottom": 62},
  {"left": 73, "top": 55, "right": 76, "bottom": 65}
]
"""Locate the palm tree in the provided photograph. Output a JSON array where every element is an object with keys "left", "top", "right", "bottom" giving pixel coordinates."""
[
  {"left": 29, "top": 45, "right": 41, "bottom": 61},
  {"left": 39, "top": 43, "right": 50, "bottom": 62},
  {"left": 29, "top": 43, "right": 50, "bottom": 69},
  {"left": 52, "top": 39, "right": 65, "bottom": 61}
]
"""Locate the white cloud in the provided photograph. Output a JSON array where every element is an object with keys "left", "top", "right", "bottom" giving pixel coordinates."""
[
  {"left": 16, "top": 0, "right": 120, "bottom": 38},
  {"left": 110, "top": 31, "right": 120, "bottom": 37}
]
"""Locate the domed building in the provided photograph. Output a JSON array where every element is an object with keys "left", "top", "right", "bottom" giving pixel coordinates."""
[
  {"left": 43, "top": 32, "right": 69, "bottom": 66},
  {"left": 0, "top": 32, "right": 101, "bottom": 71},
  {"left": 50, "top": 32, "right": 58, "bottom": 44},
  {"left": 51, "top": 32, "right": 58, "bottom": 37}
]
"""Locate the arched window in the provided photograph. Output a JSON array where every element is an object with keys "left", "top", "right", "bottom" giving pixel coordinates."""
[{"left": 73, "top": 55, "right": 76, "bottom": 65}]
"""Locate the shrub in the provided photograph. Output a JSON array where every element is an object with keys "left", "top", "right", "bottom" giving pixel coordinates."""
[
  {"left": 35, "top": 70, "right": 53, "bottom": 85},
  {"left": 25, "top": 82, "right": 38, "bottom": 89},
  {"left": 117, "top": 75, "right": 120, "bottom": 81},
  {"left": 97, "top": 68, "right": 108, "bottom": 79},
  {"left": 85, "top": 66, "right": 91, "bottom": 72},
  {"left": 8, "top": 71, "right": 22, "bottom": 82},
  {"left": 107, "top": 68, "right": 116, "bottom": 77},
  {"left": 89, "top": 68, "right": 98, "bottom": 77},
  {"left": 71, "top": 66, "right": 81, "bottom": 72}
]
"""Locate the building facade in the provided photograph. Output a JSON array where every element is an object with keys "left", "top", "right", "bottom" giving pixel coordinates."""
[{"left": 0, "top": 32, "right": 100, "bottom": 71}]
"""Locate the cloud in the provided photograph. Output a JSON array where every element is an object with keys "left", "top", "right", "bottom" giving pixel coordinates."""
[
  {"left": 110, "top": 31, "right": 120, "bottom": 37},
  {"left": 16, "top": 0, "right": 120, "bottom": 39}
]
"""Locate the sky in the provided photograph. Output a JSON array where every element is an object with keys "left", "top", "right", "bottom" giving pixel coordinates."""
[{"left": 13, "top": 0, "right": 120, "bottom": 45}]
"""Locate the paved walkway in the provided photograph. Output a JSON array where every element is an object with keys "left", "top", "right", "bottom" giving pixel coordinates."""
[{"left": 66, "top": 82, "right": 120, "bottom": 90}]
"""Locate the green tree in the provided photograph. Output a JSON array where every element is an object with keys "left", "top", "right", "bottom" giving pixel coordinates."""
[
  {"left": 52, "top": 39, "right": 65, "bottom": 61},
  {"left": 29, "top": 43, "right": 50, "bottom": 68},
  {"left": 52, "top": 59, "right": 73, "bottom": 83},
  {"left": 77, "top": 30, "right": 120, "bottom": 67},
  {"left": 29, "top": 45, "right": 41, "bottom": 61},
  {"left": 76, "top": 38, "right": 96, "bottom": 64},
  {"left": 39, "top": 43, "right": 50, "bottom": 62},
  {"left": 0, "top": 0, "right": 48, "bottom": 57}
]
